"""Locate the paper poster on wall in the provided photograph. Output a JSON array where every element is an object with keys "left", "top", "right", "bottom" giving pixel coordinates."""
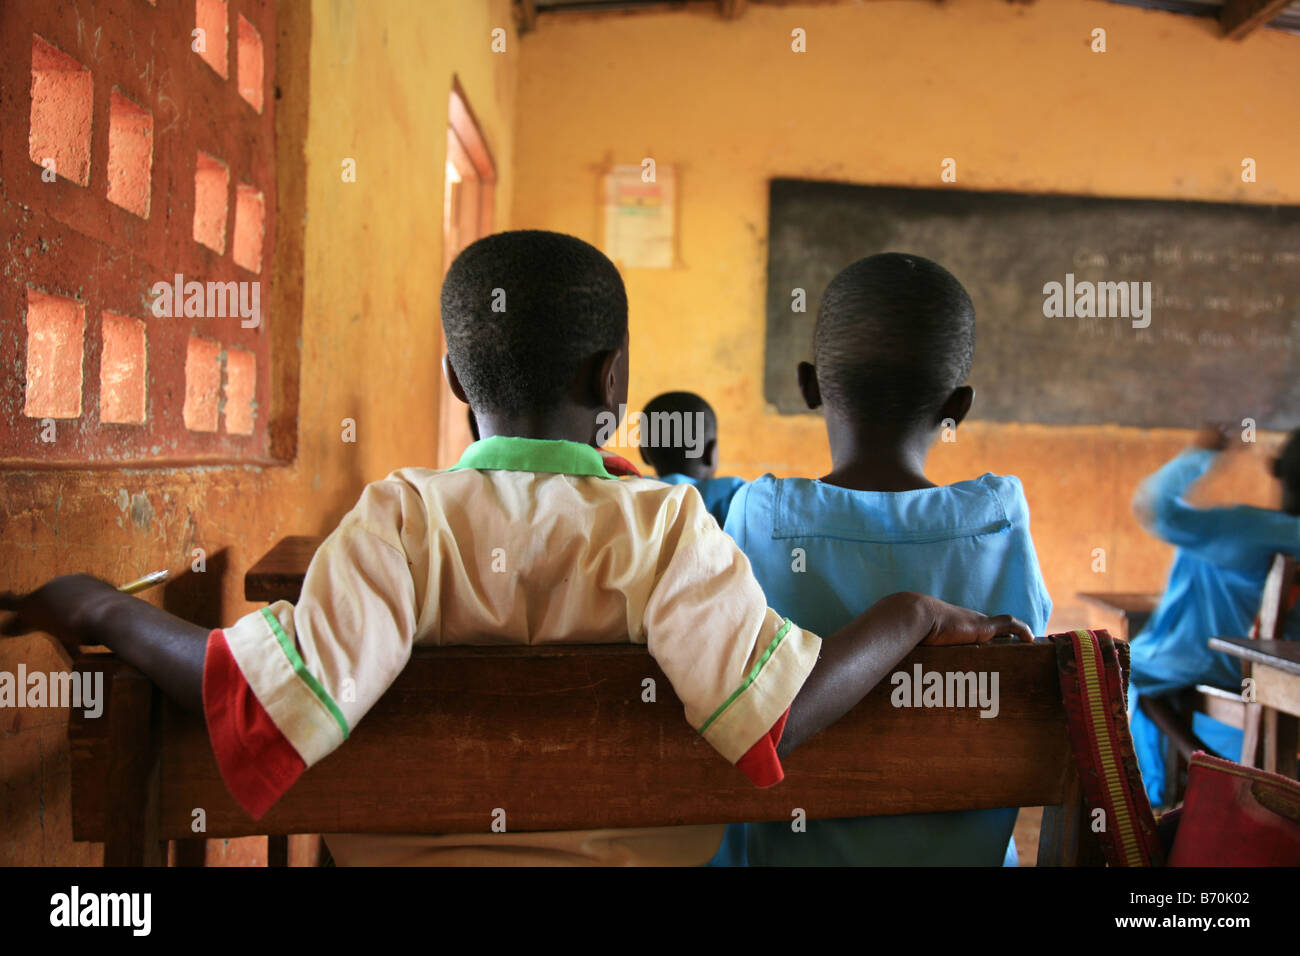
[{"left": 603, "top": 164, "right": 675, "bottom": 269}]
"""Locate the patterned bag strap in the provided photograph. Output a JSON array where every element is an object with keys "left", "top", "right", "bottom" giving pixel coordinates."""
[{"left": 1050, "top": 628, "right": 1165, "bottom": 867}]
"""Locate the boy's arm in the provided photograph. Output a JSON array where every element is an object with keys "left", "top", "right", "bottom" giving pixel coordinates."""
[
  {"left": 1, "top": 574, "right": 207, "bottom": 713},
  {"left": 1132, "top": 434, "right": 1223, "bottom": 550},
  {"left": 4, "top": 480, "right": 422, "bottom": 819},
  {"left": 776, "top": 591, "right": 1030, "bottom": 760},
  {"left": 1134, "top": 427, "right": 1299, "bottom": 564}
]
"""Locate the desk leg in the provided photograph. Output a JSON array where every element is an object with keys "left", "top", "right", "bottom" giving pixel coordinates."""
[
  {"left": 172, "top": 839, "right": 207, "bottom": 866},
  {"left": 103, "top": 668, "right": 164, "bottom": 866},
  {"left": 1240, "top": 702, "right": 1263, "bottom": 768},
  {"left": 268, "top": 835, "right": 289, "bottom": 866},
  {"left": 1127, "top": 611, "right": 1153, "bottom": 641},
  {"left": 1038, "top": 766, "right": 1105, "bottom": 866},
  {"left": 1263, "top": 708, "right": 1299, "bottom": 780}
]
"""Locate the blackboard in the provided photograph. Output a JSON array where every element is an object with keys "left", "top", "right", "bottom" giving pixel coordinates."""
[{"left": 764, "top": 180, "right": 1300, "bottom": 430}]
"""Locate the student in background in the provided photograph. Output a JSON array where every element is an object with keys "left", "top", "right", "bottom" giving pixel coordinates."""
[
  {"left": 638, "top": 391, "right": 745, "bottom": 526},
  {"left": 714, "top": 253, "right": 1052, "bottom": 867},
  {"left": 1, "top": 232, "right": 1031, "bottom": 866},
  {"left": 1128, "top": 424, "right": 1300, "bottom": 805}
]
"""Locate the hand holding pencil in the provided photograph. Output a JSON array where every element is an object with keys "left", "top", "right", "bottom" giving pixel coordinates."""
[{"left": 1, "top": 567, "right": 172, "bottom": 644}]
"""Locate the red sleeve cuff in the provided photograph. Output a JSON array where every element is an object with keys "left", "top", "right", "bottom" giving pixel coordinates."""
[
  {"left": 203, "top": 629, "right": 306, "bottom": 819},
  {"left": 599, "top": 449, "right": 642, "bottom": 478},
  {"left": 734, "top": 708, "right": 789, "bottom": 788}
]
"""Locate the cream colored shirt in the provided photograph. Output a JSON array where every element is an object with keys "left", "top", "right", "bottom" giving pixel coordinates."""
[{"left": 216, "top": 437, "right": 822, "bottom": 865}]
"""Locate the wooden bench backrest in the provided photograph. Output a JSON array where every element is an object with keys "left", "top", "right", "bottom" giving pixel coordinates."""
[{"left": 69, "top": 639, "right": 1102, "bottom": 864}]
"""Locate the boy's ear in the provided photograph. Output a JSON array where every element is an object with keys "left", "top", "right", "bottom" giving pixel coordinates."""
[
  {"left": 595, "top": 343, "right": 628, "bottom": 414},
  {"left": 797, "top": 362, "right": 822, "bottom": 410},
  {"left": 704, "top": 438, "right": 718, "bottom": 470},
  {"left": 938, "top": 386, "right": 975, "bottom": 428},
  {"left": 443, "top": 354, "right": 469, "bottom": 404}
]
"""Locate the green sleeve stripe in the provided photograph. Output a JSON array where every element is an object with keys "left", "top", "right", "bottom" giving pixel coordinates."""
[
  {"left": 699, "top": 618, "right": 794, "bottom": 735},
  {"left": 260, "top": 607, "right": 350, "bottom": 741}
]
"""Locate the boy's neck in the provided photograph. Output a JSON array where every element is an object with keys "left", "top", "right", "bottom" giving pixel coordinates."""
[
  {"left": 658, "top": 462, "right": 713, "bottom": 482},
  {"left": 821, "top": 412, "right": 937, "bottom": 492},
  {"left": 475, "top": 406, "right": 602, "bottom": 448}
]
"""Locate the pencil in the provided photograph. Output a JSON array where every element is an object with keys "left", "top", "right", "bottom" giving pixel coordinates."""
[{"left": 117, "top": 569, "right": 170, "bottom": 595}]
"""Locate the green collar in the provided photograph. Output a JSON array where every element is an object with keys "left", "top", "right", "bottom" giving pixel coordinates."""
[{"left": 450, "top": 436, "right": 615, "bottom": 479}]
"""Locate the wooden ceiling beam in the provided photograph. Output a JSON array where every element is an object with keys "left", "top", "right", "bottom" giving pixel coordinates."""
[
  {"left": 517, "top": 0, "right": 538, "bottom": 34},
  {"left": 1220, "top": 0, "right": 1292, "bottom": 40}
]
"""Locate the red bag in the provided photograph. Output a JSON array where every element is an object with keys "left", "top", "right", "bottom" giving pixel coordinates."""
[{"left": 1166, "top": 752, "right": 1300, "bottom": 866}]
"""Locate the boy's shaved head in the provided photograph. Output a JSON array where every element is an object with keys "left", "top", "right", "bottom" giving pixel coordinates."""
[
  {"left": 813, "top": 253, "right": 975, "bottom": 428},
  {"left": 442, "top": 230, "right": 628, "bottom": 416},
  {"left": 640, "top": 391, "right": 717, "bottom": 477}
]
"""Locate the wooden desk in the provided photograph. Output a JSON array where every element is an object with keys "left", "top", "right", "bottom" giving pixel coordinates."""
[
  {"left": 245, "top": 535, "right": 322, "bottom": 603},
  {"left": 1077, "top": 592, "right": 1162, "bottom": 641},
  {"left": 1209, "top": 638, "right": 1300, "bottom": 779}
]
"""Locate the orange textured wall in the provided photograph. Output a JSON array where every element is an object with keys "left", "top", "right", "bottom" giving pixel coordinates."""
[
  {"left": 0, "top": 0, "right": 518, "bottom": 865},
  {"left": 509, "top": 0, "right": 1300, "bottom": 632}
]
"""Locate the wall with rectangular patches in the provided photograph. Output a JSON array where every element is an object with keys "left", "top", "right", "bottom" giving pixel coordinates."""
[
  {"left": 2, "top": 0, "right": 277, "bottom": 465},
  {"left": 0, "top": 0, "right": 519, "bottom": 865}
]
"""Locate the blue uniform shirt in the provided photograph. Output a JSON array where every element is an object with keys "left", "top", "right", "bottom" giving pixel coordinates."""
[
  {"left": 656, "top": 473, "right": 746, "bottom": 527},
  {"left": 718, "top": 472, "right": 1053, "bottom": 866},
  {"left": 1127, "top": 448, "right": 1300, "bottom": 805}
]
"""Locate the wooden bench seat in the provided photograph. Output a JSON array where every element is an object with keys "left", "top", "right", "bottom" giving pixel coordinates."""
[{"left": 69, "top": 639, "right": 1104, "bottom": 866}]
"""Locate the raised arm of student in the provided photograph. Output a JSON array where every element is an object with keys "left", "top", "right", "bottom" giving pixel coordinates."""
[{"left": 1133, "top": 425, "right": 1300, "bottom": 568}]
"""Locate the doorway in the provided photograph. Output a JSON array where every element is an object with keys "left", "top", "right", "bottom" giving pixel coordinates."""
[{"left": 438, "top": 79, "right": 495, "bottom": 466}]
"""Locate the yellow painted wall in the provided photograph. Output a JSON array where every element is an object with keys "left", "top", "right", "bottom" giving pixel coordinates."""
[
  {"left": 0, "top": 0, "right": 517, "bottom": 864},
  {"left": 510, "top": 0, "right": 1300, "bottom": 631}
]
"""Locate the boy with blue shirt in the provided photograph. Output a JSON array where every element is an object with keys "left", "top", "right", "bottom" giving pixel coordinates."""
[
  {"left": 639, "top": 391, "right": 745, "bottom": 526},
  {"left": 1128, "top": 425, "right": 1300, "bottom": 806},
  {"left": 715, "top": 253, "right": 1052, "bottom": 866}
]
